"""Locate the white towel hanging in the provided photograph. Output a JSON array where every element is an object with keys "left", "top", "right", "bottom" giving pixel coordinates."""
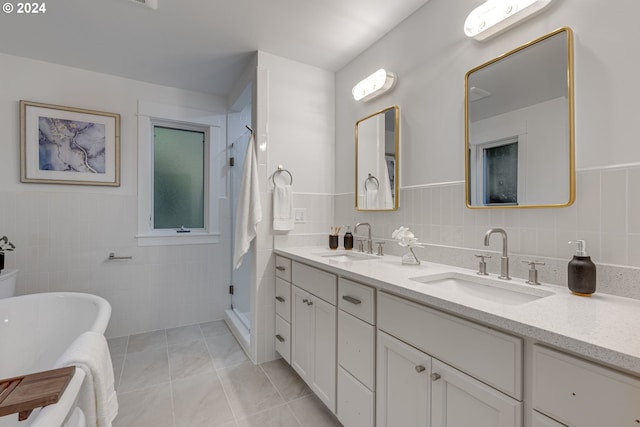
[
  {"left": 233, "top": 134, "right": 262, "bottom": 270},
  {"left": 273, "top": 184, "right": 294, "bottom": 231}
]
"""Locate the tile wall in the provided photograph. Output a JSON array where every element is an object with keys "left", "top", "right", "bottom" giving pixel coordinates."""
[
  {"left": 0, "top": 190, "right": 231, "bottom": 338},
  {"left": 335, "top": 165, "right": 640, "bottom": 299}
]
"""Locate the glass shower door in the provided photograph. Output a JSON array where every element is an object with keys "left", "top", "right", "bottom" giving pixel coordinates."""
[{"left": 230, "top": 131, "right": 252, "bottom": 331}]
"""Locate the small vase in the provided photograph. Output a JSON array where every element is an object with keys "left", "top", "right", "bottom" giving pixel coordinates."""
[{"left": 401, "top": 248, "right": 420, "bottom": 265}]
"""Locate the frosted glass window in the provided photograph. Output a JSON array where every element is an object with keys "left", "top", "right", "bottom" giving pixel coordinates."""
[
  {"left": 483, "top": 142, "right": 518, "bottom": 205},
  {"left": 153, "top": 126, "right": 205, "bottom": 229}
]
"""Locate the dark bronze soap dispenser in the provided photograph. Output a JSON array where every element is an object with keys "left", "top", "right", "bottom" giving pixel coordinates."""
[{"left": 568, "top": 240, "right": 596, "bottom": 296}]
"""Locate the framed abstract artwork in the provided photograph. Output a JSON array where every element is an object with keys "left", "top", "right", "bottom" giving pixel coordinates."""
[{"left": 20, "top": 100, "right": 121, "bottom": 186}]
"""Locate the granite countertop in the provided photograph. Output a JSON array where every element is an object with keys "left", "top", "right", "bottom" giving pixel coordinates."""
[{"left": 274, "top": 246, "right": 640, "bottom": 376}]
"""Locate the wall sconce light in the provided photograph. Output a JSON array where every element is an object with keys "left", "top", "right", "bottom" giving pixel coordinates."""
[
  {"left": 352, "top": 69, "right": 397, "bottom": 102},
  {"left": 464, "top": 0, "right": 554, "bottom": 41}
]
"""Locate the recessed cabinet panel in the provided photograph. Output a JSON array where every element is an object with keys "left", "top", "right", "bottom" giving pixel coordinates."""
[
  {"left": 338, "top": 310, "right": 375, "bottom": 390},
  {"left": 377, "top": 331, "right": 430, "bottom": 427},
  {"left": 378, "top": 292, "right": 522, "bottom": 399},
  {"left": 338, "top": 366, "right": 375, "bottom": 427},
  {"left": 291, "top": 286, "right": 313, "bottom": 381},
  {"left": 533, "top": 345, "right": 640, "bottom": 427},
  {"left": 431, "top": 360, "right": 522, "bottom": 427},
  {"left": 311, "top": 295, "right": 337, "bottom": 412}
]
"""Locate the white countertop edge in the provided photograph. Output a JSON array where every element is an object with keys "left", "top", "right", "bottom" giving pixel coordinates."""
[{"left": 274, "top": 246, "right": 640, "bottom": 376}]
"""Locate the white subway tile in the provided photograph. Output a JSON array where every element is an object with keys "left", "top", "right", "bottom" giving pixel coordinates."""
[{"left": 601, "top": 169, "right": 627, "bottom": 234}]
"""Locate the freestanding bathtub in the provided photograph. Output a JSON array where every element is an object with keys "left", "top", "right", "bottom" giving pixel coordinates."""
[{"left": 0, "top": 292, "right": 112, "bottom": 427}]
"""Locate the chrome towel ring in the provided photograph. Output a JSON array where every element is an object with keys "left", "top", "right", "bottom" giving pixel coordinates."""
[
  {"left": 272, "top": 165, "right": 293, "bottom": 186},
  {"left": 364, "top": 173, "right": 379, "bottom": 191}
]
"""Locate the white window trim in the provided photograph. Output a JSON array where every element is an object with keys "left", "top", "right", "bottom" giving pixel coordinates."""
[{"left": 136, "top": 101, "right": 224, "bottom": 246}]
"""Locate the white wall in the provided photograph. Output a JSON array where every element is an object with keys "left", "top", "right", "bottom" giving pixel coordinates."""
[
  {"left": 252, "top": 51, "right": 335, "bottom": 362},
  {"left": 0, "top": 53, "right": 231, "bottom": 338},
  {"left": 335, "top": 0, "right": 640, "bottom": 295}
]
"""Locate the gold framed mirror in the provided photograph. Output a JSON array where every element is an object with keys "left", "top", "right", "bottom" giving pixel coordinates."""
[
  {"left": 355, "top": 105, "right": 399, "bottom": 211},
  {"left": 465, "top": 27, "right": 575, "bottom": 209}
]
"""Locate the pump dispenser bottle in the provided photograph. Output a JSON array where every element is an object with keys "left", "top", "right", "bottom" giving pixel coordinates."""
[{"left": 568, "top": 240, "right": 596, "bottom": 296}]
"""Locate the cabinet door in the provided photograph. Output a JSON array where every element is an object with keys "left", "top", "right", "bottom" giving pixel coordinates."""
[
  {"left": 311, "top": 295, "right": 337, "bottom": 413},
  {"left": 291, "top": 285, "right": 313, "bottom": 382},
  {"left": 377, "top": 331, "right": 431, "bottom": 427},
  {"left": 531, "top": 411, "right": 568, "bottom": 427},
  {"left": 431, "top": 360, "right": 522, "bottom": 427}
]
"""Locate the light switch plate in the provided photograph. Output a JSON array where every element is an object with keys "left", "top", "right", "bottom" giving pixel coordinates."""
[{"left": 294, "top": 208, "right": 306, "bottom": 223}]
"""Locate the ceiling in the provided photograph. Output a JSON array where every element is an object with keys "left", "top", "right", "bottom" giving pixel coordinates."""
[{"left": 0, "top": 0, "right": 430, "bottom": 97}]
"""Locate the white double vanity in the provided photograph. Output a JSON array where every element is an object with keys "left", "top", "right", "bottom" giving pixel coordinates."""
[{"left": 273, "top": 247, "right": 640, "bottom": 427}]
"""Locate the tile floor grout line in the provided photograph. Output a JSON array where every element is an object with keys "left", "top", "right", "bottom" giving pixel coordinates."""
[
  {"left": 259, "top": 363, "right": 304, "bottom": 427},
  {"left": 164, "top": 329, "right": 177, "bottom": 427},
  {"left": 201, "top": 322, "right": 241, "bottom": 426}
]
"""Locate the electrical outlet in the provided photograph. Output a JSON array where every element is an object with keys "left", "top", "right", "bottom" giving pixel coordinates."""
[{"left": 294, "top": 208, "right": 306, "bottom": 224}]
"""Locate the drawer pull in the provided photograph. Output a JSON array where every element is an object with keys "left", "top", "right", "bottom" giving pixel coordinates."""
[
  {"left": 302, "top": 298, "right": 309, "bottom": 303},
  {"left": 306, "top": 300, "right": 313, "bottom": 306},
  {"left": 275, "top": 334, "right": 285, "bottom": 342},
  {"left": 431, "top": 373, "right": 441, "bottom": 381},
  {"left": 342, "top": 295, "right": 362, "bottom": 305},
  {"left": 275, "top": 296, "right": 285, "bottom": 302},
  {"left": 276, "top": 266, "right": 286, "bottom": 271},
  {"left": 415, "top": 365, "right": 426, "bottom": 373}
]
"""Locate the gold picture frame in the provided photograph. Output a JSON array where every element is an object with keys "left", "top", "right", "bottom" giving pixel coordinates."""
[{"left": 20, "top": 100, "right": 121, "bottom": 186}]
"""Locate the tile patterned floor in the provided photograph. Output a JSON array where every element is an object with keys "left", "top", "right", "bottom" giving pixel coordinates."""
[{"left": 108, "top": 321, "right": 343, "bottom": 427}]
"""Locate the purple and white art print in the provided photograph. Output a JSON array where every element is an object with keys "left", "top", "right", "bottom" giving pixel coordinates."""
[
  {"left": 38, "top": 117, "right": 106, "bottom": 174},
  {"left": 20, "top": 101, "right": 120, "bottom": 186}
]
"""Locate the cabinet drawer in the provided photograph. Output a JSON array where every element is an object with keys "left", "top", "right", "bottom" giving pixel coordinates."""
[
  {"left": 378, "top": 292, "right": 522, "bottom": 399},
  {"left": 533, "top": 345, "right": 640, "bottom": 427},
  {"left": 337, "top": 366, "right": 375, "bottom": 427},
  {"left": 292, "top": 261, "right": 337, "bottom": 305},
  {"left": 275, "top": 278, "right": 291, "bottom": 322},
  {"left": 338, "top": 310, "right": 375, "bottom": 390},
  {"left": 338, "top": 278, "right": 375, "bottom": 324},
  {"left": 275, "top": 256, "right": 292, "bottom": 282},
  {"left": 276, "top": 255, "right": 291, "bottom": 282},
  {"left": 275, "top": 315, "right": 290, "bottom": 363}
]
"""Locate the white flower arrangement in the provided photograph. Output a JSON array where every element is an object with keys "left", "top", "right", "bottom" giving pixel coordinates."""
[
  {"left": 392, "top": 226, "right": 423, "bottom": 264},
  {"left": 0, "top": 236, "right": 15, "bottom": 254}
]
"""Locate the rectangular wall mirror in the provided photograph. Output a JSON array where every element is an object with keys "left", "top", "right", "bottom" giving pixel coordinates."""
[
  {"left": 465, "top": 27, "right": 575, "bottom": 208},
  {"left": 356, "top": 105, "right": 399, "bottom": 211}
]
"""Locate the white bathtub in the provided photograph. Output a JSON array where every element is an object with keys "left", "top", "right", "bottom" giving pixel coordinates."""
[{"left": 0, "top": 292, "right": 112, "bottom": 427}]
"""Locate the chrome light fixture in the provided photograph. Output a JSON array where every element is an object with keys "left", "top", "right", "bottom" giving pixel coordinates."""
[
  {"left": 352, "top": 69, "right": 397, "bottom": 102},
  {"left": 464, "top": 0, "right": 554, "bottom": 41}
]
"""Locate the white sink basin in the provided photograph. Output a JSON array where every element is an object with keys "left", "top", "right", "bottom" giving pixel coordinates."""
[
  {"left": 315, "top": 251, "right": 378, "bottom": 262},
  {"left": 409, "top": 273, "right": 553, "bottom": 305}
]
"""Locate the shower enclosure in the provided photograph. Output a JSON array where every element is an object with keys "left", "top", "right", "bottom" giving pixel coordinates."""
[{"left": 225, "top": 82, "right": 253, "bottom": 352}]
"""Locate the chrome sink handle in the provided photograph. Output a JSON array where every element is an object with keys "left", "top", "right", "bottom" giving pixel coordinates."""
[{"left": 522, "top": 260, "right": 545, "bottom": 285}]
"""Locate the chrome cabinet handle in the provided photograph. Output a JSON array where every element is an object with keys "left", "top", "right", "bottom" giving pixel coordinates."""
[
  {"left": 276, "top": 266, "right": 286, "bottom": 271},
  {"left": 431, "top": 373, "right": 441, "bottom": 381},
  {"left": 275, "top": 296, "right": 285, "bottom": 302},
  {"left": 415, "top": 365, "right": 426, "bottom": 373},
  {"left": 306, "top": 300, "right": 313, "bottom": 306},
  {"left": 302, "top": 298, "right": 309, "bottom": 303},
  {"left": 275, "top": 334, "right": 285, "bottom": 342},
  {"left": 342, "top": 295, "right": 362, "bottom": 305}
]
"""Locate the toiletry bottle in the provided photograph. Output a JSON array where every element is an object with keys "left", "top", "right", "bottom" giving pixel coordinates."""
[
  {"left": 568, "top": 240, "right": 596, "bottom": 296},
  {"left": 344, "top": 226, "right": 354, "bottom": 250}
]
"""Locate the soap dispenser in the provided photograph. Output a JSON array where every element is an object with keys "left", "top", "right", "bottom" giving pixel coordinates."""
[
  {"left": 568, "top": 240, "right": 596, "bottom": 296},
  {"left": 344, "top": 226, "right": 353, "bottom": 250}
]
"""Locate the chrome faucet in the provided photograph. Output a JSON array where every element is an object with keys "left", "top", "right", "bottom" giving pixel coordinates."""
[
  {"left": 483, "top": 228, "right": 511, "bottom": 280},
  {"left": 354, "top": 222, "right": 373, "bottom": 254}
]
